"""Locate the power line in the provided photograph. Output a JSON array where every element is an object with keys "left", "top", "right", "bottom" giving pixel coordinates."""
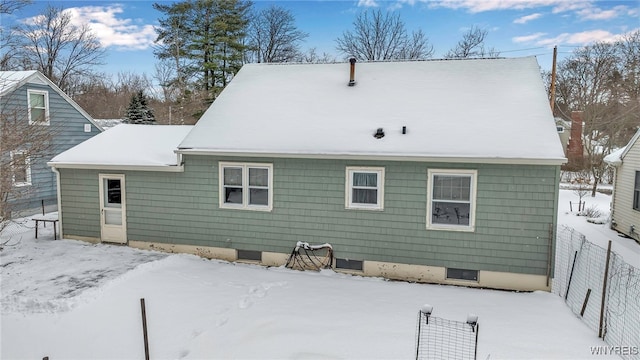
[{"left": 497, "top": 46, "right": 547, "bottom": 54}]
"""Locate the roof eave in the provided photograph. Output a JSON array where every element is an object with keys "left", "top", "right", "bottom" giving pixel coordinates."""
[
  {"left": 48, "top": 162, "right": 185, "bottom": 172},
  {"left": 176, "top": 149, "right": 567, "bottom": 166}
]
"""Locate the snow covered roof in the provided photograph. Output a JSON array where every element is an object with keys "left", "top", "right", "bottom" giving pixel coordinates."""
[
  {"left": 179, "top": 57, "right": 566, "bottom": 165},
  {"left": 49, "top": 124, "right": 194, "bottom": 171},
  {"left": 604, "top": 128, "right": 640, "bottom": 166},
  {"left": 0, "top": 71, "right": 40, "bottom": 96},
  {"left": 603, "top": 147, "right": 626, "bottom": 166},
  {"left": 94, "top": 119, "right": 123, "bottom": 130},
  {"left": 0, "top": 70, "right": 104, "bottom": 132}
]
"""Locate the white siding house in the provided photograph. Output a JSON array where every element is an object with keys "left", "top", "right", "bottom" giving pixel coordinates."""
[{"left": 604, "top": 129, "right": 640, "bottom": 243}]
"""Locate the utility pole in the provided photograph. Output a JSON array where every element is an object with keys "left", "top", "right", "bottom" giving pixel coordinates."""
[{"left": 550, "top": 45, "right": 558, "bottom": 115}]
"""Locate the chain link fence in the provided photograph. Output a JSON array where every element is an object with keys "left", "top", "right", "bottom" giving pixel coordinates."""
[
  {"left": 554, "top": 225, "right": 640, "bottom": 359},
  {"left": 0, "top": 217, "right": 36, "bottom": 247}
]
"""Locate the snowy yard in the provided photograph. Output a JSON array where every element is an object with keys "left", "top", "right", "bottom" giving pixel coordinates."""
[{"left": 1, "top": 189, "right": 637, "bottom": 359}]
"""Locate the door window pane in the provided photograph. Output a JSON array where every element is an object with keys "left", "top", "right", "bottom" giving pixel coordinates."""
[
  {"left": 105, "top": 179, "right": 121, "bottom": 207},
  {"left": 104, "top": 209, "right": 122, "bottom": 225}
]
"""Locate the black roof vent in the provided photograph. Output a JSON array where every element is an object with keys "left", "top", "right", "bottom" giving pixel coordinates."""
[{"left": 374, "top": 128, "right": 385, "bottom": 139}]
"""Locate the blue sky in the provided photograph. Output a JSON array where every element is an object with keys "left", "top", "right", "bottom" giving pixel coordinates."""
[{"left": 4, "top": 0, "right": 639, "bottom": 78}]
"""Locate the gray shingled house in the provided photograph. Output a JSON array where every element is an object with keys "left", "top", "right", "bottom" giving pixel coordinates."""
[
  {"left": 49, "top": 57, "right": 566, "bottom": 291},
  {"left": 1, "top": 71, "right": 102, "bottom": 216}
]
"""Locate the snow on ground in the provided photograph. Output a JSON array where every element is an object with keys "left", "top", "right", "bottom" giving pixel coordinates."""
[
  {"left": 558, "top": 188, "right": 640, "bottom": 267},
  {"left": 1, "top": 189, "right": 637, "bottom": 359}
]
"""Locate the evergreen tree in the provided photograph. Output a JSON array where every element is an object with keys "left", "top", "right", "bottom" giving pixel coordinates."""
[
  {"left": 123, "top": 91, "right": 156, "bottom": 124},
  {"left": 154, "top": 0, "right": 252, "bottom": 104}
]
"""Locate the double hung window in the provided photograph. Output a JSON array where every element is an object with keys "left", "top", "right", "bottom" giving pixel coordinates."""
[
  {"left": 219, "top": 162, "right": 272, "bottom": 211},
  {"left": 28, "top": 89, "right": 49, "bottom": 125},
  {"left": 11, "top": 151, "right": 31, "bottom": 186},
  {"left": 346, "top": 167, "right": 384, "bottom": 210},
  {"left": 427, "top": 169, "right": 477, "bottom": 231}
]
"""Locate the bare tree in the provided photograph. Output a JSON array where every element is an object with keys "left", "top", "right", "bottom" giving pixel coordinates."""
[
  {"left": 445, "top": 26, "right": 499, "bottom": 59},
  {"left": 297, "top": 47, "right": 337, "bottom": 64},
  {"left": 14, "top": 5, "right": 106, "bottom": 93},
  {"left": 335, "top": 9, "right": 434, "bottom": 61},
  {"left": 0, "top": 0, "right": 30, "bottom": 14},
  {"left": 0, "top": 26, "right": 19, "bottom": 70},
  {"left": 0, "top": 0, "right": 30, "bottom": 70},
  {"left": 1, "top": 75, "right": 57, "bottom": 239},
  {"left": 154, "top": 60, "right": 178, "bottom": 103},
  {"left": 247, "top": 5, "right": 308, "bottom": 63},
  {"left": 554, "top": 36, "right": 640, "bottom": 196}
]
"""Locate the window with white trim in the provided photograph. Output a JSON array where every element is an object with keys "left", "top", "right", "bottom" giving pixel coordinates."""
[
  {"left": 219, "top": 162, "right": 273, "bottom": 211},
  {"left": 427, "top": 169, "right": 477, "bottom": 231},
  {"left": 346, "top": 167, "right": 384, "bottom": 210},
  {"left": 27, "top": 89, "right": 50, "bottom": 125},
  {"left": 11, "top": 151, "right": 31, "bottom": 186},
  {"left": 634, "top": 171, "right": 640, "bottom": 211}
]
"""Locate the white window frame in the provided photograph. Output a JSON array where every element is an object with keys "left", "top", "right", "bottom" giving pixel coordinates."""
[
  {"left": 10, "top": 150, "right": 32, "bottom": 186},
  {"left": 219, "top": 162, "right": 273, "bottom": 211},
  {"left": 427, "top": 169, "right": 477, "bottom": 232},
  {"left": 27, "top": 89, "right": 50, "bottom": 125},
  {"left": 345, "top": 167, "right": 385, "bottom": 210}
]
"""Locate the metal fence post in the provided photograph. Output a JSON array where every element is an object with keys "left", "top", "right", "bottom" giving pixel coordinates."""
[{"left": 598, "top": 240, "right": 612, "bottom": 339}]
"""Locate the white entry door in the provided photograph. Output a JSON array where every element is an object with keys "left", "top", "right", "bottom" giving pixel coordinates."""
[{"left": 99, "top": 174, "right": 127, "bottom": 244}]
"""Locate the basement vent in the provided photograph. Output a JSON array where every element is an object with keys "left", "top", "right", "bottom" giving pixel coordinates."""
[
  {"left": 446, "top": 268, "right": 478, "bottom": 281},
  {"left": 335, "top": 258, "right": 363, "bottom": 271},
  {"left": 237, "top": 249, "right": 262, "bottom": 262}
]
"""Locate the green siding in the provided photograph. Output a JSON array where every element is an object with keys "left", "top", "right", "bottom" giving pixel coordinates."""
[{"left": 59, "top": 155, "right": 561, "bottom": 276}]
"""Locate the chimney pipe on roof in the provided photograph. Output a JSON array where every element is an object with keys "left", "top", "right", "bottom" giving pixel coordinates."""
[{"left": 348, "top": 57, "right": 356, "bottom": 86}]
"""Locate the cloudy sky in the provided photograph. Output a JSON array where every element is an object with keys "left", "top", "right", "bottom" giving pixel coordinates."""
[{"left": 4, "top": 0, "right": 639, "bottom": 77}]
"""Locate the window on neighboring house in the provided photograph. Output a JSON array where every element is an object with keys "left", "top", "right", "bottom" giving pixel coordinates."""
[
  {"left": 345, "top": 167, "right": 385, "bottom": 210},
  {"left": 28, "top": 89, "right": 49, "bottom": 125},
  {"left": 11, "top": 151, "right": 31, "bottom": 186},
  {"left": 427, "top": 169, "right": 477, "bottom": 231},
  {"left": 219, "top": 162, "right": 272, "bottom": 211},
  {"left": 634, "top": 172, "right": 640, "bottom": 211}
]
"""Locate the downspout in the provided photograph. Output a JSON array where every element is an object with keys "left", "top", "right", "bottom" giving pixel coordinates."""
[
  {"left": 51, "top": 166, "right": 63, "bottom": 239},
  {"left": 174, "top": 150, "right": 184, "bottom": 169}
]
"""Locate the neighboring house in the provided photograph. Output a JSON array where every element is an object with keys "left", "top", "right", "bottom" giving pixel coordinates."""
[
  {"left": 555, "top": 117, "right": 571, "bottom": 155},
  {"left": 49, "top": 57, "right": 566, "bottom": 291},
  {"left": 0, "top": 71, "right": 103, "bottom": 215},
  {"left": 604, "top": 129, "right": 640, "bottom": 244}
]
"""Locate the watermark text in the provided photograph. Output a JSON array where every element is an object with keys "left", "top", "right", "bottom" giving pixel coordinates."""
[{"left": 590, "top": 346, "right": 639, "bottom": 356}]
